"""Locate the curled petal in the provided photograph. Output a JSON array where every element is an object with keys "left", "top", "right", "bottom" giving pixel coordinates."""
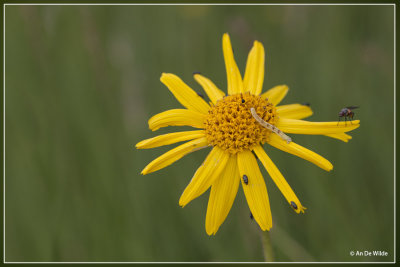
[
  {"left": 277, "top": 104, "right": 313, "bottom": 120},
  {"left": 276, "top": 118, "right": 360, "bottom": 135},
  {"left": 253, "top": 145, "right": 306, "bottom": 214},
  {"left": 141, "top": 137, "right": 209, "bottom": 175},
  {"left": 223, "top": 33, "right": 244, "bottom": 95},
  {"left": 324, "top": 133, "right": 352, "bottom": 142},
  {"left": 160, "top": 73, "right": 210, "bottom": 114},
  {"left": 148, "top": 109, "right": 205, "bottom": 131},
  {"left": 179, "top": 147, "right": 229, "bottom": 207},
  {"left": 205, "top": 155, "right": 240, "bottom": 235},
  {"left": 237, "top": 150, "right": 272, "bottom": 231},
  {"left": 193, "top": 74, "right": 225, "bottom": 104},
  {"left": 136, "top": 130, "right": 205, "bottom": 149},
  {"left": 244, "top": 41, "right": 265, "bottom": 95},
  {"left": 267, "top": 134, "right": 333, "bottom": 171},
  {"left": 261, "top": 85, "right": 289, "bottom": 105}
]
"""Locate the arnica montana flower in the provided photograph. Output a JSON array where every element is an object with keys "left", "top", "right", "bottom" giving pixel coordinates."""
[{"left": 136, "top": 33, "right": 360, "bottom": 235}]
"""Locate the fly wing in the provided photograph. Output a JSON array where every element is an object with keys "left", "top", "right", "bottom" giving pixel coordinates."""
[{"left": 346, "top": 106, "right": 359, "bottom": 110}]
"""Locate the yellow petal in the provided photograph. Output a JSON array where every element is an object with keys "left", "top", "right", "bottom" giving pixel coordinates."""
[
  {"left": 222, "top": 33, "right": 243, "bottom": 95},
  {"left": 205, "top": 155, "right": 240, "bottom": 235},
  {"left": 260, "top": 85, "right": 289, "bottom": 105},
  {"left": 267, "top": 134, "right": 333, "bottom": 171},
  {"left": 141, "top": 137, "right": 208, "bottom": 175},
  {"left": 276, "top": 118, "right": 360, "bottom": 135},
  {"left": 277, "top": 104, "right": 313, "bottom": 120},
  {"left": 253, "top": 145, "right": 306, "bottom": 214},
  {"left": 193, "top": 74, "right": 225, "bottom": 104},
  {"left": 148, "top": 109, "right": 205, "bottom": 131},
  {"left": 243, "top": 41, "right": 265, "bottom": 95},
  {"left": 160, "top": 73, "right": 210, "bottom": 114},
  {"left": 324, "top": 133, "right": 352, "bottom": 142},
  {"left": 179, "top": 147, "right": 229, "bottom": 207},
  {"left": 237, "top": 150, "right": 272, "bottom": 231},
  {"left": 136, "top": 130, "right": 205, "bottom": 149}
]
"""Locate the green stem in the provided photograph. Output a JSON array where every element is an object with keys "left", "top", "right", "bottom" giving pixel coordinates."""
[{"left": 261, "top": 230, "right": 275, "bottom": 262}]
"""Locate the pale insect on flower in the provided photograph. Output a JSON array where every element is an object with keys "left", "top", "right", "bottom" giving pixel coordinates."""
[
  {"left": 250, "top": 107, "right": 292, "bottom": 144},
  {"left": 136, "top": 33, "right": 360, "bottom": 235}
]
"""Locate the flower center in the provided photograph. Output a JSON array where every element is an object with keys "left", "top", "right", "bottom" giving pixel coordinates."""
[{"left": 204, "top": 92, "right": 277, "bottom": 154}]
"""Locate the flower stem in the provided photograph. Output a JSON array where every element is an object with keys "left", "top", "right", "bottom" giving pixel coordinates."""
[{"left": 261, "top": 230, "right": 275, "bottom": 262}]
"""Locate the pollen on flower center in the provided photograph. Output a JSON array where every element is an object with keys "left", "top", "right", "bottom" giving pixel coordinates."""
[{"left": 204, "top": 92, "right": 277, "bottom": 154}]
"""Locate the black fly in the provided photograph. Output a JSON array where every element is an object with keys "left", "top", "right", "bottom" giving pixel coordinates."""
[
  {"left": 338, "top": 106, "right": 359, "bottom": 125},
  {"left": 242, "top": 175, "right": 248, "bottom": 185}
]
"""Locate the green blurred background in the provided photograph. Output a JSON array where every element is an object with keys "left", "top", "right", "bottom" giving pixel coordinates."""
[{"left": 5, "top": 5, "right": 394, "bottom": 262}]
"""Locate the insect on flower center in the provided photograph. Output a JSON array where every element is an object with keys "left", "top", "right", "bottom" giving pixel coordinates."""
[{"left": 204, "top": 92, "right": 277, "bottom": 154}]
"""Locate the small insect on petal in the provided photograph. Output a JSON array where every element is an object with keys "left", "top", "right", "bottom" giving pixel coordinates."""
[
  {"left": 250, "top": 212, "right": 254, "bottom": 220},
  {"left": 338, "top": 106, "right": 359, "bottom": 126},
  {"left": 290, "top": 201, "right": 298, "bottom": 210},
  {"left": 243, "top": 174, "right": 248, "bottom": 185}
]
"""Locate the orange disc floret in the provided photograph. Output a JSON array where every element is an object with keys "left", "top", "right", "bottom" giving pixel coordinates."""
[{"left": 204, "top": 92, "right": 277, "bottom": 154}]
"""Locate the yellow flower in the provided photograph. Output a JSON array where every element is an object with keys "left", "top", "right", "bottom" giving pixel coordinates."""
[{"left": 136, "top": 33, "right": 360, "bottom": 235}]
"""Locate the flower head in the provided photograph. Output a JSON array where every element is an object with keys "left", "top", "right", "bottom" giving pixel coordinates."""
[{"left": 136, "top": 33, "right": 360, "bottom": 235}]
